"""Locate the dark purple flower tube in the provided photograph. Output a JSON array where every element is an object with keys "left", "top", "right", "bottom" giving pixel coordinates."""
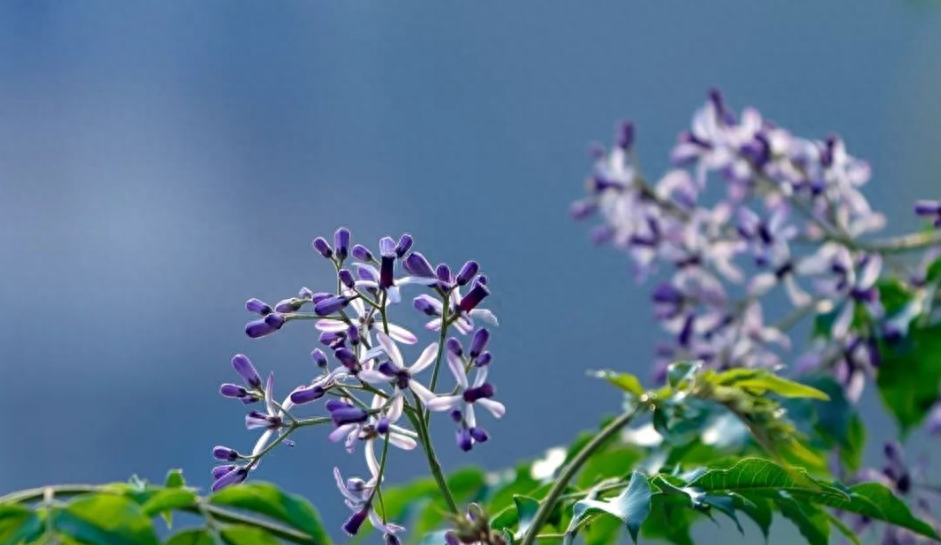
[
  {"left": 458, "top": 280, "right": 490, "bottom": 312},
  {"left": 326, "top": 399, "right": 353, "bottom": 412},
  {"left": 352, "top": 244, "right": 374, "bottom": 262},
  {"left": 213, "top": 446, "right": 240, "bottom": 461},
  {"left": 469, "top": 329, "right": 490, "bottom": 359},
  {"left": 290, "top": 385, "right": 326, "bottom": 405},
  {"left": 311, "top": 348, "right": 328, "bottom": 368},
  {"left": 379, "top": 236, "right": 397, "bottom": 288},
  {"left": 342, "top": 509, "right": 369, "bottom": 536},
  {"left": 312, "top": 237, "right": 333, "bottom": 259},
  {"left": 456, "top": 261, "right": 479, "bottom": 286},
  {"left": 395, "top": 234, "right": 413, "bottom": 258},
  {"left": 211, "top": 466, "right": 248, "bottom": 492},
  {"left": 245, "top": 298, "right": 273, "bottom": 316},
  {"left": 231, "top": 354, "right": 261, "bottom": 388},
  {"left": 475, "top": 352, "right": 492, "bottom": 367},
  {"left": 315, "top": 296, "right": 349, "bottom": 316},
  {"left": 404, "top": 252, "right": 436, "bottom": 278},
  {"left": 463, "top": 383, "right": 495, "bottom": 403},
  {"left": 334, "top": 228, "right": 351, "bottom": 261},
  {"left": 469, "top": 427, "right": 489, "bottom": 443}
]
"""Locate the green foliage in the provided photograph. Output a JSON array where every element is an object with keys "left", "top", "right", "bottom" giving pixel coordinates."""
[
  {"left": 0, "top": 473, "right": 329, "bottom": 545},
  {"left": 877, "top": 322, "right": 941, "bottom": 435}
]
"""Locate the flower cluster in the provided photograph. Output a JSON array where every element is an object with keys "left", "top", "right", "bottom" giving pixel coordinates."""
[
  {"left": 571, "top": 90, "right": 939, "bottom": 405},
  {"left": 212, "top": 228, "right": 502, "bottom": 539}
]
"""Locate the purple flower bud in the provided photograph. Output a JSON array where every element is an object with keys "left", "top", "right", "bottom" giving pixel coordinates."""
[
  {"left": 343, "top": 509, "right": 369, "bottom": 536},
  {"left": 377, "top": 416, "right": 390, "bottom": 435},
  {"left": 458, "top": 281, "right": 490, "bottom": 312},
  {"left": 245, "top": 318, "right": 276, "bottom": 339},
  {"left": 311, "top": 348, "right": 328, "bottom": 368},
  {"left": 312, "top": 237, "right": 333, "bottom": 259},
  {"left": 220, "top": 383, "right": 248, "bottom": 398},
  {"left": 211, "top": 466, "right": 247, "bottom": 491},
  {"left": 469, "top": 329, "right": 490, "bottom": 358},
  {"left": 395, "top": 234, "right": 413, "bottom": 258},
  {"left": 436, "top": 264, "right": 453, "bottom": 286},
  {"left": 212, "top": 464, "right": 237, "bottom": 479},
  {"left": 476, "top": 275, "right": 488, "bottom": 286},
  {"left": 884, "top": 442, "right": 903, "bottom": 464},
  {"left": 231, "top": 354, "right": 261, "bottom": 388},
  {"left": 246, "top": 411, "right": 283, "bottom": 430},
  {"left": 334, "top": 228, "right": 351, "bottom": 261},
  {"left": 414, "top": 295, "right": 440, "bottom": 316},
  {"left": 446, "top": 337, "right": 463, "bottom": 357},
  {"left": 384, "top": 533, "right": 402, "bottom": 545},
  {"left": 331, "top": 407, "right": 369, "bottom": 426},
  {"left": 914, "top": 200, "right": 941, "bottom": 226},
  {"left": 245, "top": 298, "right": 273, "bottom": 316},
  {"left": 346, "top": 324, "right": 360, "bottom": 346},
  {"left": 326, "top": 399, "right": 352, "bottom": 412},
  {"left": 315, "top": 296, "right": 349, "bottom": 316},
  {"left": 298, "top": 287, "right": 314, "bottom": 299},
  {"left": 456, "top": 429, "right": 473, "bottom": 451},
  {"left": 475, "top": 352, "right": 492, "bottom": 366},
  {"left": 445, "top": 532, "right": 460, "bottom": 545},
  {"left": 617, "top": 120, "right": 635, "bottom": 150},
  {"left": 450, "top": 409, "right": 463, "bottom": 422},
  {"left": 569, "top": 199, "right": 597, "bottom": 220},
  {"left": 213, "top": 446, "right": 240, "bottom": 461},
  {"left": 404, "top": 252, "right": 436, "bottom": 278},
  {"left": 456, "top": 261, "right": 479, "bottom": 286},
  {"left": 334, "top": 348, "right": 360, "bottom": 372},
  {"left": 352, "top": 244, "right": 374, "bottom": 262},
  {"left": 463, "top": 383, "right": 495, "bottom": 403},
  {"left": 469, "top": 427, "right": 489, "bottom": 443},
  {"left": 338, "top": 269, "right": 356, "bottom": 289},
  {"left": 290, "top": 385, "right": 326, "bottom": 405},
  {"left": 275, "top": 298, "right": 305, "bottom": 313},
  {"left": 320, "top": 330, "right": 345, "bottom": 347},
  {"left": 264, "top": 312, "right": 285, "bottom": 330}
]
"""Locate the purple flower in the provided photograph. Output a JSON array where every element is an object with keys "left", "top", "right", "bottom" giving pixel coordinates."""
[
  {"left": 245, "top": 298, "right": 273, "bottom": 315},
  {"left": 352, "top": 244, "right": 374, "bottom": 262},
  {"left": 334, "top": 228, "right": 351, "bottom": 261},
  {"left": 357, "top": 332, "right": 438, "bottom": 404},
  {"left": 211, "top": 466, "right": 248, "bottom": 492},
  {"left": 312, "top": 237, "right": 333, "bottom": 259},
  {"left": 213, "top": 446, "right": 240, "bottom": 461},
  {"left": 245, "top": 313, "right": 285, "bottom": 338},
  {"left": 231, "top": 354, "right": 262, "bottom": 389},
  {"left": 315, "top": 296, "right": 349, "bottom": 316},
  {"left": 333, "top": 459, "right": 405, "bottom": 537},
  {"left": 315, "top": 294, "right": 418, "bottom": 345}
]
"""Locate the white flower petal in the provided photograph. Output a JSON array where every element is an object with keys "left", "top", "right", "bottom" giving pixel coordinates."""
[
  {"left": 376, "top": 331, "right": 404, "bottom": 367},
  {"left": 425, "top": 394, "right": 462, "bottom": 411},
  {"left": 477, "top": 398, "right": 506, "bottom": 419},
  {"left": 387, "top": 323, "right": 418, "bottom": 345},
  {"left": 408, "top": 343, "right": 439, "bottom": 375},
  {"left": 447, "top": 351, "right": 468, "bottom": 388}
]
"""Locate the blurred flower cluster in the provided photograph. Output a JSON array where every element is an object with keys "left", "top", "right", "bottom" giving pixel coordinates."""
[
  {"left": 213, "top": 228, "right": 502, "bottom": 540},
  {"left": 572, "top": 90, "right": 941, "bottom": 405}
]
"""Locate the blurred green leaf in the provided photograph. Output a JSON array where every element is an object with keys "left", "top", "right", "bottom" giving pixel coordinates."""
[
  {"left": 221, "top": 525, "right": 283, "bottom": 545},
  {"left": 568, "top": 472, "right": 651, "bottom": 544},
  {"left": 54, "top": 494, "right": 160, "bottom": 545},
  {"left": 876, "top": 323, "right": 941, "bottom": 434},
  {"left": 164, "top": 528, "right": 215, "bottom": 545},
  {"left": 588, "top": 370, "right": 644, "bottom": 396},
  {"left": 0, "top": 504, "right": 43, "bottom": 545},
  {"left": 164, "top": 469, "right": 186, "bottom": 489},
  {"left": 210, "top": 483, "right": 330, "bottom": 545}
]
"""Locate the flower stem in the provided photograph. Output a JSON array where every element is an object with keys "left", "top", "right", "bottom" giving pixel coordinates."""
[
  {"left": 520, "top": 403, "right": 645, "bottom": 545},
  {"left": 406, "top": 395, "right": 459, "bottom": 514}
]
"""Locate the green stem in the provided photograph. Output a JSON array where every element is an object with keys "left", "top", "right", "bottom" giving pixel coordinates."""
[
  {"left": 520, "top": 404, "right": 645, "bottom": 545},
  {"left": 425, "top": 295, "right": 452, "bottom": 423},
  {"left": 405, "top": 398, "right": 459, "bottom": 514}
]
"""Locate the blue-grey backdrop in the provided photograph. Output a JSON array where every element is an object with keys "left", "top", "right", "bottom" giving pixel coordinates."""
[{"left": 1, "top": 2, "right": 940, "bottom": 543}]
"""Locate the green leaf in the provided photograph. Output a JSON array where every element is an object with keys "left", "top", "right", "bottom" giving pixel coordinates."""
[
  {"left": 876, "top": 323, "right": 941, "bottom": 434},
  {"left": 164, "top": 469, "right": 186, "bottom": 489},
  {"left": 164, "top": 528, "right": 215, "bottom": 545},
  {"left": 667, "top": 361, "right": 701, "bottom": 389},
  {"left": 54, "top": 494, "right": 160, "bottom": 545},
  {"left": 823, "top": 510, "right": 862, "bottom": 545},
  {"left": 688, "top": 458, "right": 843, "bottom": 500},
  {"left": 576, "top": 447, "right": 642, "bottom": 489},
  {"left": 715, "top": 369, "right": 829, "bottom": 400},
  {"left": 406, "top": 468, "right": 486, "bottom": 544},
  {"left": 220, "top": 525, "right": 283, "bottom": 545},
  {"left": 0, "top": 504, "right": 43, "bottom": 545},
  {"left": 810, "top": 482, "right": 941, "bottom": 540},
  {"left": 731, "top": 493, "right": 772, "bottom": 539},
  {"left": 513, "top": 496, "right": 540, "bottom": 538},
  {"left": 571, "top": 472, "right": 651, "bottom": 543},
  {"left": 588, "top": 370, "right": 644, "bottom": 396},
  {"left": 210, "top": 482, "right": 330, "bottom": 545},
  {"left": 775, "top": 493, "right": 829, "bottom": 545},
  {"left": 141, "top": 488, "right": 197, "bottom": 517}
]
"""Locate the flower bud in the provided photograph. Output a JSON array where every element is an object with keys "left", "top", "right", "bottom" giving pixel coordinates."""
[
  {"left": 245, "top": 298, "right": 272, "bottom": 316},
  {"left": 456, "top": 261, "right": 479, "bottom": 286},
  {"left": 231, "top": 354, "right": 261, "bottom": 388},
  {"left": 315, "top": 296, "right": 349, "bottom": 316},
  {"left": 213, "top": 446, "right": 240, "bottom": 461},
  {"left": 469, "top": 329, "right": 490, "bottom": 358},
  {"left": 338, "top": 269, "right": 356, "bottom": 289},
  {"left": 458, "top": 280, "right": 489, "bottom": 312},
  {"left": 352, "top": 244, "right": 374, "bottom": 262},
  {"left": 395, "top": 234, "right": 413, "bottom": 257},
  {"left": 312, "top": 237, "right": 333, "bottom": 258},
  {"left": 334, "top": 228, "right": 351, "bottom": 261},
  {"left": 404, "top": 252, "right": 436, "bottom": 278},
  {"left": 311, "top": 348, "right": 328, "bottom": 368}
]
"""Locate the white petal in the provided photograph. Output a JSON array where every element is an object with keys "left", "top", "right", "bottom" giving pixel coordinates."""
[
  {"left": 365, "top": 440, "right": 380, "bottom": 479},
  {"left": 388, "top": 433, "right": 417, "bottom": 450},
  {"left": 251, "top": 429, "right": 275, "bottom": 458},
  {"left": 387, "top": 286, "right": 402, "bottom": 304},
  {"left": 376, "top": 331, "right": 403, "bottom": 367},
  {"left": 426, "top": 395, "right": 462, "bottom": 411},
  {"left": 468, "top": 309, "right": 499, "bottom": 326},
  {"left": 408, "top": 380, "right": 437, "bottom": 403},
  {"left": 396, "top": 276, "right": 439, "bottom": 286},
  {"left": 315, "top": 319, "right": 347, "bottom": 332},
  {"left": 748, "top": 273, "right": 777, "bottom": 298},
  {"left": 387, "top": 392, "right": 404, "bottom": 423},
  {"left": 329, "top": 424, "right": 356, "bottom": 443},
  {"left": 832, "top": 302, "right": 855, "bottom": 339},
  {"left": 333, "top": 467, "right": 360, "bottom": 502},
  {"left": 447, "top": 351, "right": 468, "bottom": 388},
  {"left": 350, "top": 297, "right": 366, "bottom": 318},
  {"left": 472, "top": 365, "right": 489, "bottom": 388},
  {"left": 425, "top": 318, "right": 443, "bottom": 331},
  {"left": 357, "top": 369, "right": 390, "bottom": 384},
  {"left": 387, "top": 323, "right": 418, "bottom": 345},
  {"left": 858, "top": 255, "right": 882, "bottom": 290},
  {"left": 465, "top": 403, "right": 476, "bottom": 428},
  {"left": 408, "top": 343, "right": 439, "bottom": 375},
  {"left": 477, "top": 398, "right": 506, "bottom": 419}
]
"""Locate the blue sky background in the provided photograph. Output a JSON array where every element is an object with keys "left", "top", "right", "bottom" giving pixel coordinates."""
[{"left": 1, "top": 2, "right": 940, "bottom": 542}]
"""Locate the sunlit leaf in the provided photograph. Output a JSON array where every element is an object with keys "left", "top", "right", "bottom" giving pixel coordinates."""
[{"left": 210, "top": 482, "right": 330, "bottom": 545}]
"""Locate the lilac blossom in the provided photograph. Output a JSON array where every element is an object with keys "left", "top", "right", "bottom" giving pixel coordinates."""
[{"left": 915, "top": 200, "right": 941, "bottom": 228}]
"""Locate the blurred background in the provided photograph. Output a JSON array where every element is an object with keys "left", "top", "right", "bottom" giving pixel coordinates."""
[{"left": 1, "top": 1, "right": 940, "bottom": 542}]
